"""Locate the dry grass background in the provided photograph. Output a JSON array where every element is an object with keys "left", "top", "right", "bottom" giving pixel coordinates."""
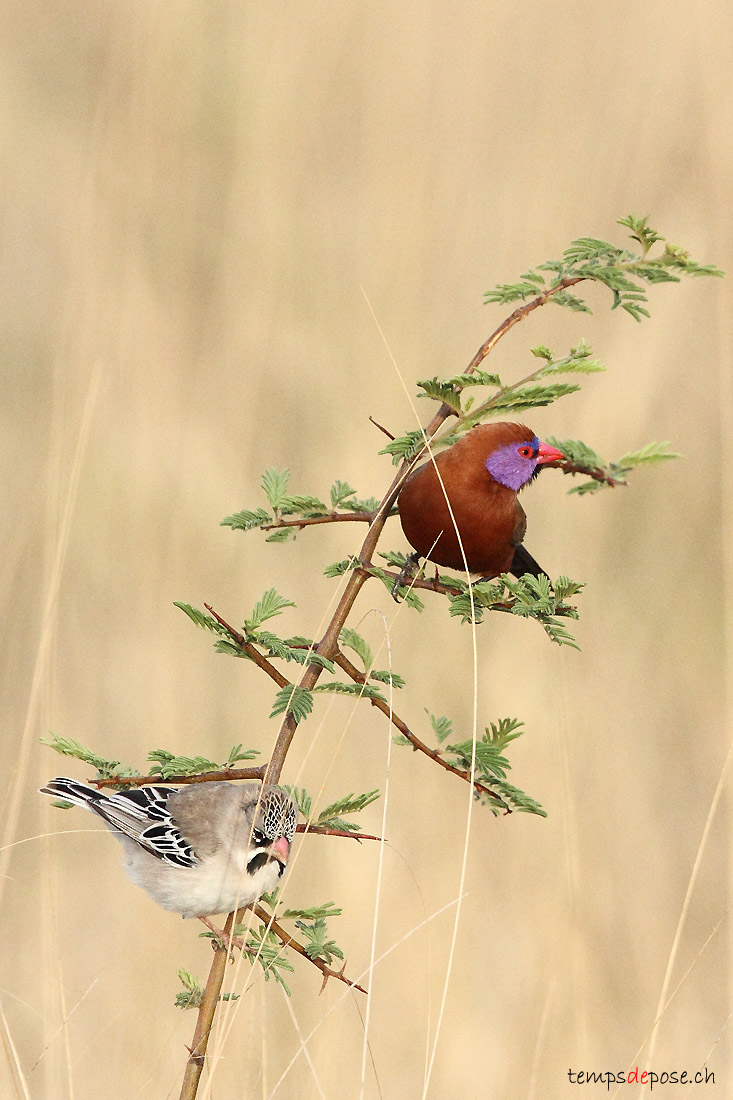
[{"left": 1, "top": 2, "right": 731, "bottom": 1098}]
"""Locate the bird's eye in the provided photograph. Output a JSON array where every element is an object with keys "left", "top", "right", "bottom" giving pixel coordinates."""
[{"left": 517, "top": 445, "right": 534, "bottom": 459}]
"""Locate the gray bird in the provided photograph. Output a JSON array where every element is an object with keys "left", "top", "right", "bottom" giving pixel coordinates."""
[{"left": 40, "top": 778, "right": 298, "bottom": 918}]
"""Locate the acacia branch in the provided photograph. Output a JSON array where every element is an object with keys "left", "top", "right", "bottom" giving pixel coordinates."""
[
  {"left": 550, "top": 459, "right": 626, "bottom": 487},
  {"left": 333, "top": 652, "right": 511, "bottom": 811},
  {"left": 421, "top": 275, "right": 585, "bottom": 442},
  {"left": 466, "top": 276, "right": 585, "bottom": 371},
  {"left": 374, "top": 565, "right": 512, "bottom": 605},
  {"left": 374, "top": 565, "right": 528, "bottom": 617},
  {"left": 297, "top": 823, "right": 382, "bottom": 841},
  {"left": 261, "top": 511, "right": 386, "bottom": 531},
  {"left": 182, "top": 279, "right": 581, "bottom": 1098},
  {"left": 203, "top": 603, "right": 290, "bottom": 687},
  {"left": 197, "top": 910, "right": 367, "bottom": 994},
  {"left": 251, "top": 903, "right": 368, "bottom": 994},
  {"left": 93, "top": 766, "right": 266, "bottom": 789},
  {"left": 264, "top": 285, "right": 589, "bottom": 785},
  {"left": 179, "top": 909, "right": 238, "bottom": 1100}
]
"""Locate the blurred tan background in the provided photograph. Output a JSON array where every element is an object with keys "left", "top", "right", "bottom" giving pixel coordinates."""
[{"left": 1, "top": 2, "right": 731, "bottom": 1097}]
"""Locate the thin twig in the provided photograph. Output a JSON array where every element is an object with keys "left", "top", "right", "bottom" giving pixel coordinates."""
[
  {"left": 297, "top": 824, "right": 383, "bottom": 841},
  {"left": 464, "top": 276, "right": 585, "bottom": 373},
  {"left": 204, "top": 603, "right": 291, "bottom": 688},
  {"left": 375, "top": 565, "right": 520, "bottom": 612},
  {"left": 261, "top": 511, "right": 383, "bottom": 531},
  {"left": 333, "top": 652, "right": 511, "bottom": 811},
  {"left": 368, "top": 415, "right": 395, "bottom": 440},
  {"left": 251, "top": 903, "right": 368, "bottom": 995},
  {"left": 93, "top": 766, "right": 266, "bottom": 789},
  {"left": 551, "top": 459, "right": 627, "bottom": 487}
]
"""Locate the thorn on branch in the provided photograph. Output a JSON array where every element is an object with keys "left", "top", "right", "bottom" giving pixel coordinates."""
[
  {"left": 319, "top": 959, "right": 351, "bottom": 994},
  {"left": 369, "top": 415, "right": 395, "bottom": 440},
  {"left": 251, "top": 903, "right": 368, "bottom": 995},
  {"left": 203, "top": 603, "right": 244, "bottom": 645}
]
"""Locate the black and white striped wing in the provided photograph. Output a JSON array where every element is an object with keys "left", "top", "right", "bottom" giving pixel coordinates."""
[
  {"left": 102, "top": 786, "right": 198, "bottom": 868},
  {"left": 41, "top": 778, "right": 198, "bottom": 868}
]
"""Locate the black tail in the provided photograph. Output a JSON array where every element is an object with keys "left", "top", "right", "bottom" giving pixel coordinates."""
[
  {"left": 39, "top": 777, "right": 105, "bottom": 808},
  {"left": 510, "top": 544, "right": 549, "bottom": 581}
]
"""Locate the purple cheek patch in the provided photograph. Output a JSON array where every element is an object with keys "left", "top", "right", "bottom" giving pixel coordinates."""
[{"left": 485, "top": 438, "right": 539, "bottom": 491}]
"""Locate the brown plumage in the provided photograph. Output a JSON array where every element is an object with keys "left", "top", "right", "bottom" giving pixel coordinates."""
[{"left": 397, "top": 422, "right": 562, "bottom": 578}]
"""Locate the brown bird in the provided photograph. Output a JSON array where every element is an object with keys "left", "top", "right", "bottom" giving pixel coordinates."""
[{"left": 397, "top": 422, "right": 563, "bottom": 579}]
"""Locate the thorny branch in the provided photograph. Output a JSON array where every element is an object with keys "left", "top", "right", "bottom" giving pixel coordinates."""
[
  {"left": 546, "top": 458, "right": 625, "bottom": 487},
  {"left": 180, "top": 274, "right": 589, "bottom": 1100},
  {"left": 251, "top": 903, "right": 368, "bottom": 995},
  {"left": 300, "top": 824, "right": 382, "bottom": 841},
  {"left": 261, "top": 511, "right": 385, "bottom": 531},
  {"left": 203, "top": 604, "right": 291, "bottom": 688},
  {"left": 93, "top": 767, "right": 267, "bottom": 789},
  {"left": 179, "top": 909, "right": 238, "bottom": 1100},
  {"left": 333, "top": 652, "right": 511, "bottom": 811},
  {"left": 198, "top": 907, "right": 368, "bottom": 995},
  {"left": 264, "top": 283, "right": 592, "bottom": 776}
]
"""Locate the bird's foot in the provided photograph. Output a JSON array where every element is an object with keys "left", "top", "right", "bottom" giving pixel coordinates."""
[
  {"left": 198, "top": 916, "right": 258, "bottom": 959},
  {"left": 199, "top": 916, "right": 231, "bottom": 951},
  {"left": 391, "top": 552, "right": 422, "bottom": 600}
]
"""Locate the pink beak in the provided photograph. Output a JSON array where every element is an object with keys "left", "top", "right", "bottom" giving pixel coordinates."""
[
  {"left": 536, "top": 440, "right": 564, "bottom": 466},
  {"left": 270, "top": 835, "right": 291, "bottom": 865}
]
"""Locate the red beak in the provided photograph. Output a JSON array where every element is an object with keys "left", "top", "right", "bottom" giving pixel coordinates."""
[{"left": 536, "top": 441, "right": 564, "bottom": 466}]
